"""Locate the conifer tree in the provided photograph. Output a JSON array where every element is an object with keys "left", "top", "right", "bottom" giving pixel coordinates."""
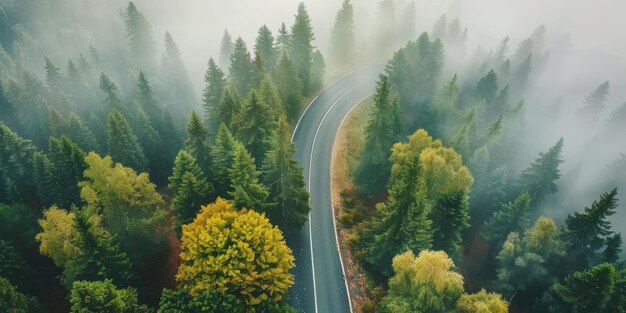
[
  {"left": 46, "top": 136, "right": 87, "bottom": 208},
  {"left": 257, "top": 75, "right": 285, "bottom": 120},
  {"left": 63, "top": 209, "right": 135, "bottom": 289},
  {"left": 518, "top": 138, "right": 564, "bottom": 206},
  {"left": 430, "top": 192, "right": 470, "bottom": 259},
  {"left": 398, "top": 1, "right": 417, "bottom": 44},
  {"left": 216, "top": 85, "right": 242, "bottom": 129},
  {"left": 202, "top": 58, "right": 226, "bottom": 133},
  {"left": 482, "top": 193, "right": 531, "bottom": 242},
  {"left": 355, "top": 74, "right": 402, "bottom": 195},
  {"left": 169, "top": 150, "right": 214, "bottom": 236},
  {"left": 228, "top": 143, "right": 271, "bottom": 211},
  {"left": 233, "top": 90, "right": 274, "bottom": 163},
  {"left": 124, "top": 1, "right": 156, "bottom": 71},
  {"left": 229, "top": 37, "right": 253, "bottom": 96},
  {"left": 0, "top": 277, "right": 44, "bottom": 313},
  {"left": 70, "top": 279, "right": 150, "bottom": 313},
  {"left": 210, "top": 124, "right": 239, "bottom": 196},
  {"left": 578, "top": 81, "right": 610, "bottom": 124},
  {"left": 161, "top": 32, "right": 196, "bottom": 118},
  {"left": 99, "top": 73, "right": 123, "bottom": 111},
  {"left": 375, "top": 0, "right": 396, "bottom": 57},
  {"left": 65, "top": 113, "right": 101, "bottom": 153},
  {"left": 273, "top": 53, "right": 303, "bottom": 122},
  {"left": 329, "top": 0, "right": 355, "bottom": 64},
  {"left": 185, "top": 111, "right": 212, "bottom": 175},
  {"left": 310, "top": 49, "right": 325, "bottom": 92},
  {"left": 262, "top": 118, "right": 310, "bottom": 230},
  {"left": 218, "top": 29, "right": 234, "bottom": 69},
  {"left": 290, "top": 3, "right": 315, "bottom": 95},
  {"left": 106, "top": 110, "right": 146, "bottom": 172},
  {"left": 276, "top": 22, "right": 291, "bottom": 55},
  {"left": 430, "top": 74, "right": 460, "bottom": 138},
  {"left": 0, "top": 122, "right": 37, "bottom": 202},
  {"left": 563, "top": 188, "right": 620, "bottom": 270},
  {"left": 254, "top": 25, "right": 276, "bottom": 71}
]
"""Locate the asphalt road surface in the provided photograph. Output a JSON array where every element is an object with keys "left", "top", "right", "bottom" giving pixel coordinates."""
[{"left": 287, "top": 64, "right": 385, "bottom": 313}]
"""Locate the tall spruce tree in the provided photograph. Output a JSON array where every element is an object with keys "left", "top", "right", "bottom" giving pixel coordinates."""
[
  {"left": 0, "top": 122, "right": 37, "bottom": 202},
  {"left": 482, "top": 193, "right": 531, "bottom": 242},
  {"left": 430, "top": 192, "right": 470, "bottom": 260},
  {"left": 202, "top": 58, "right": 226, "bottom": 134},
  {"left": 276, "top": 22, "right": 291, "bottom": 55},
  {"left": 228, "top": 143, "right": 271, "bottom": 211},
  {"left": 233, "top": 90, "right": 275, "bottom": 163},
  {"left": 218, "top": 29, "right": 234, "bottom": 69},
  {"left": 518, "top": 138, "right": 564, "bottom": 207},
  {"left": 329, "top": 0, "right": 355, "bottom": 64},
  {"left": 106, "top": 110, "right": 147, "bottom": 172},
  {"left": 262, "top": 118, "right": 310, "bottom": 231},
  {"left": 161, "top": 31, "right": 195, "bottom": 118},
  {"left": 99, "top": 73, "right": 123, "bottom": 111},
  {"left": 124, "top": 1, "right": 156, "bottom": 71},
  {"left": 273, "top": 53, "right": 303, "bottom": 122},
  {"left": 578, "top": 81, "right": 610, "bottom": 124},
  {"left": 229, "top": 37, "right": 254, "bottom": 96},
  {"left": 290, "top": 3, "right": 315, "bottom": 95},
  {"left": 254, "top": 25, "right": 276, "bottom": 71},
  {"left": 46, "top": 136, "right": 87, "bottom": 208},
  {"left": 169, "top": 150, "right": 214, "bottom": 236},
  {"left": 355, "top": 74, "right": 402, "bottom": 195},
  {"left": 216, "top": 85, "right": 242, "bottom": 129},
  {"left": 185, "top": 111, "right": 212, "bottom": 176},
  {"left": 210, "top": 124, "right": 240, "bottom": 196}
]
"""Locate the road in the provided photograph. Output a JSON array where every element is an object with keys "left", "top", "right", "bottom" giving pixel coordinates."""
[{"left": 287, "top": 64, "right": 385, "bottom": 313}]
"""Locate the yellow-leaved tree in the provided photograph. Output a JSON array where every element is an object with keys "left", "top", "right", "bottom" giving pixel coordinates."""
[
  {"left": 457, "top": 289, "right": 509, "bottom": 313},
  {"left": 176, "top": 197, "right": 294, "bottom": 306},
  {"left": 36, "top": 205, "right": 77, "bottom": 267}
]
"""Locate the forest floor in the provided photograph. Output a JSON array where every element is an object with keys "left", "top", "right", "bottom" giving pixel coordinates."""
[{"left": 330, "top": 96, "right": 372, "bottom": 312}]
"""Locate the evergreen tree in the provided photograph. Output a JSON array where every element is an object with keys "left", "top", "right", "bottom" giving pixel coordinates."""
[
  {"left": 563, "top": 188, "right": 620, "bottom": 270},
  {"left": 0, "top": 277, "right": 44, "bottom": 313},
  {"left": 185, "top": 111, "right": 212, "bottom": 176},
  {"left": 510, "top": 53, "right": 532, "bottom": 96},
  {"left": 0, "top": 240, "right": 38, "bottom": 294},
  {"left": 430, "top": 192, "right": 470, "bottom": 260},
  {"left": 233, "top": 90, "right": 275, "bottom": 163},
  {"left": 262, "top": 118, "right": 310, "bottom": 231},
  {"left": 229, "top": 37, "right": 253, "bottom": 96},
  {"left": 46, "top": 136, "right": 87, "bottom": 208},
  {"left": 290, "top": 3, "right": 315, "bottom": 95},
  {"left": 106, "top": 110, "right": 146, "bottom": 172},
  {"left": 482, "top": 193, "right": 531, "bottom": 242},
  {"left": 99, "top": 73, "right": 123, "bottom": 111},
  {"left": 254, "top": 25, "right": 276, "bottom": 71},
  {"left": 473, "top": 70, "right": 499, "bottom": 106},
  {"left": 124, "top": 1, "right": 156, "bottom": 71},
  {"left": 329, "top": 0, "right": 355, "bottom": 64},
  {"left": 273, "top": 53, "right": 303, "bottom": 122},
  {"left": 375, "top": 0, "right": 396, "bottom": 57},
  {"left": 216, "top": 85, "right": 242, "bottom": 129},
  {"left": 276, "top": 22, "right": 291, "bottom": 55},
  {"left": 202, "top": 58, "right": 227, "bottom": 133},
  {"left": 431, "top": 14, "right": 448, "bottom": 39},
  {"left": 218, "top": 29, "right": 234, "bottom": 69},
  {"left": 210, "top": 124, "right": 239, "bottom": 196},
  {"left": 310, "top": 49, "right": 325, "bottom": 92},
  {"left": 257, "top": 75, "right": 285, "bottom": 121},
  {"left": 169, "top": 150, "right": 214, "bottom": 236},
  {"left": 63, "top": 209, "right": 135, "bottom": 289},
  {"left": 398, "top": 1, "right": 417, "bottom": 44},
  {"left": 65, "top": 113, "right": 101, "bottom": 153},
  {"left": 518, "top": 138, "right": 564, "bottom": 206},
  {"left": 0, "top": 122, "right": 37, "bottom": 203},
  {"left": 430, "top": 74, "right": 461, "bottom": 138},
  {"left": 161, "top": 31, "right": 196, "bottom": 118},
  {"left": 228, "top": 143, "right": 271, "bottom": 211},
  {"left": 578, "top": 81, "right": 610, "bottom": 124},
  {"left": 355, "top": 75, "right": 402, "bottom": 195}
]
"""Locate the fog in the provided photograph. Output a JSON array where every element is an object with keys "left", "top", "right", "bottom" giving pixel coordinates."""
[{"left": 8, "top": 0, "right": 626, "bottom": 244}]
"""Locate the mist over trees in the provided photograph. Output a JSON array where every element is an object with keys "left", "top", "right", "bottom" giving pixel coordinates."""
[{"left": 0, "top": 0, "right": 624, "bottom": 312}]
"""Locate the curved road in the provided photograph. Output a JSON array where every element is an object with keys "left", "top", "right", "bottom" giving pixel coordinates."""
[{"left": 287, "top": 64, "right": 385, "bottom": 313}]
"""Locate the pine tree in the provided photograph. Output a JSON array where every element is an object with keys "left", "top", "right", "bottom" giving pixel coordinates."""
[
  {"left": 233, "top": 90, "right": 275, "bottom": 163},
  {"left": 482, "top": 193, "right": 531, "bottom": 242},
  {"left": 99, "top": 73, "right": 123, "bottom": 111},
  {"left": 106, "top": 110, "right": 147, "bottom": 171},
  {"left": 185, "top": 111, "right": 211, "bottom": 176},
  {"left": 161, "top": 31, "right": 195, "bottom": 118},
  {"left": 273, "top": 53, "right": 303, "bottom": 122},
  {"left": 578, "top": 81, "right": 610, "bottom": 124},
  {"left": 218, "top": 29, "right": 234, "bottom": 69},
  {"left": 125, "top": 1, "right": 156, "bottom": 71},
  {"left": 290, "top": 3, "right": 315, "bottom": 95},
  {"left": 229, "top": 37, "right": 253, "bottom": 96},
  {"left": 216, "top": 85, "right": 242, "bottom": 129},
  {"left": 276, "top": 22, "right": 291, "bottom": 55},
  {"left": 262, "top": 118, "right": 310, "bottom": 231},
  {"left": 473, "top": 70, "right": 499, "bottom": 105},
  {"left": 65, "top": 113, "right": 101, "bottom": 153},
  {"left": 430, "top": 192, "right": 470, "bottom": 260},
  {"left": 202, "top": 58, "right": 226, "bottom": 133},
  {"left": 329, "top": 0, "right": 355, "bottom": 64},
  {"left": 169, "top": 150, "right": 214, "bottom": 237},
  {"left": 563, "top": 188, "right": 619, "bottom": 270},
  {"left": 46, "top": 136, "right": 87, "bottom": 208},
  {"left": 0, "top": 122, "right": 37, "bottom": 202},
  {"left": 254, "top": 25, "right": 276, "bottom": 71},
  {"left": 63, "top": 209, "right": 135, "bottom": 289},
  {"left": 228, "top": 144, "right": 271, "bottom": 211},
  {"left": 210, "top": 124, "right": 239, "bottom": 196},
  {"left": 257, "top": 75, "right": 285, "bottom": 121},
  {"left": 518, "top": 138, "right": 564, "bottom": 206}
]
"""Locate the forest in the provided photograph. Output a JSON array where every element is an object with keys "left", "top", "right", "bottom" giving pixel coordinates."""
[{"left": 0, "top": 0, "right": 624, "bottom": 313}]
